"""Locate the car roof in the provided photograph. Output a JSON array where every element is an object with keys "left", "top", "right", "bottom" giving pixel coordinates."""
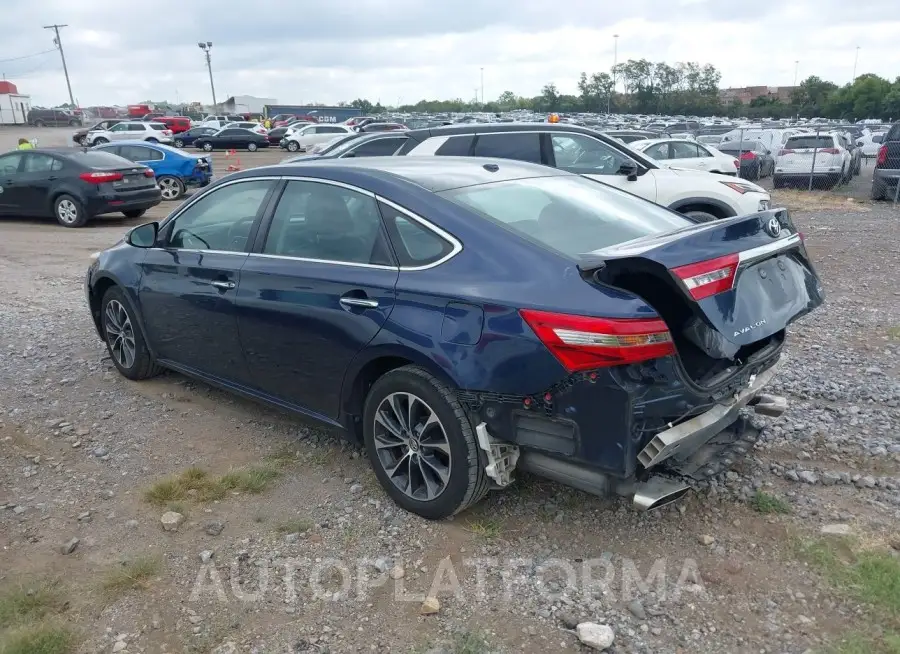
[
  {"left": 402, "top": 122, "right": 610, "bottom": 141},
  {"left": 238, "top": 156, "right": 568, "bottom": 192}
]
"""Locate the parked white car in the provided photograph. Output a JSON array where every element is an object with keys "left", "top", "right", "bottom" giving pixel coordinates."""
[
  {"left": 629, "top": 138, "right": 739, "bottom": 175},
  {"left": 282, "top": 124, "right": 354, "bottom": 153},
  {"left": 858, "top": 131, "right": 887, "bottom": 158},
  {"left": 773, "top": 132, "right": 852, "bottom": 188},
  {"left": 224, "top": 121, "right": 268, "bottom": 135},
  {"left": 86, "top": 121, "right": 173, "bottom": 146},
  {"left": 721, "top": 127, "right": 805, "bottom": 156},
  {"left": 405, "top": 127, "right": 771, "bottom": 221}
]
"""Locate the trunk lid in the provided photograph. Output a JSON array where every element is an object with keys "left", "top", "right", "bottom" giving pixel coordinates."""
[{"left": 581, "top": 209, "right": 824, "bottom": 362}]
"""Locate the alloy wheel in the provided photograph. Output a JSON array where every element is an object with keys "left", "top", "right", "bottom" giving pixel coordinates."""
[
  {"left": 104, "top": 300, "right": 136, "bottom": 369},
  {"left": 56, "top": 199, "right": 78, "bottom": 225},
  {"left": 373, "top": 392, "right": 452, "bottom": 501},
  {"left": 157, "top": 177, "right": 181, "bottom": 200}
]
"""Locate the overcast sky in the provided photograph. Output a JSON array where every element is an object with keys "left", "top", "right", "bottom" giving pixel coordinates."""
[{"left": 1, "top": 0, "right": 896, "bottom": 108}]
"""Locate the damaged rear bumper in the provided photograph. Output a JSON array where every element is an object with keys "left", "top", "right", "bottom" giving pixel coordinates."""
[{"left": 637, "top": 357, "right": 785, "bottom": 469}]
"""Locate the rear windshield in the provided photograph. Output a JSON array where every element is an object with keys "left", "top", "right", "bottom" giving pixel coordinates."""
[
  {"left": 71, "top": 151, "right": 135, "bottom": 168},
  {"left": 785, "top": 136, "right": 834, "bottom": 149},
  {"left": 439, "top": 175, "right": 690, "bottom": 258},
  {"left": 719, "top": 141, "right": 763, "bottom": 151}
]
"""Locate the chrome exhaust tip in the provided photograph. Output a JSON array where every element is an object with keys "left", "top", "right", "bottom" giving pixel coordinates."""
[
  {"left": 750, "top": 393, "right": 788, "bottom": 418},
  {"left": 632, "top": 477, "right": 691, "bottom": 512}
]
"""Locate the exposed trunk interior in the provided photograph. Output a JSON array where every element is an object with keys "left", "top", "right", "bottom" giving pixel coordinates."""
[{"left": 589, "top": 259, "right": 782, "bottom": 388}]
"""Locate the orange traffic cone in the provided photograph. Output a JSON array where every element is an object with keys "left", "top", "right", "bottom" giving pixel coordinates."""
[{"left": 225, "top": 149, "right": 241, "bottom": 171}]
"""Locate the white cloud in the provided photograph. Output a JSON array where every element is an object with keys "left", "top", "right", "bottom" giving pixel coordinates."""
[{"left": 0, "top": 0, "right": 896, "bottom": 107}]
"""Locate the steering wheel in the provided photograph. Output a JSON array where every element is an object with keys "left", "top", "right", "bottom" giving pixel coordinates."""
[{"left": 174, "top": 229, "right": 209, "bottom": 250}]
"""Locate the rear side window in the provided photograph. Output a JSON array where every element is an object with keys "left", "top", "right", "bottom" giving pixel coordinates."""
[
  {"left": 435, "top": 135, "right": 473, "bottom": 156},
  {"left": 785, "top": 136, "right": 835, "bottom": 149},
  {"left": 379, "top": 202, "right": 454, "bottom": 267},
  {"left": 348, "top": 137, "right": 407, "bottom": 157},
  {"left": 472, "top": 133, "right": 541, "bottom": 163},
  {"left": 149, "top": 124, "right": 166, "bottom": 131},
  {"left": 23, "top": 154, "right": 63, "bottom": 173},
  {"left": 440, "top": 175, "right": 689, "bottom": 258}
]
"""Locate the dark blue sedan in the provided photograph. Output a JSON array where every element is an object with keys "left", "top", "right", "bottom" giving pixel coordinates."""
[{"left": 84, "top": 157, "right": 823, "bottom": 519}]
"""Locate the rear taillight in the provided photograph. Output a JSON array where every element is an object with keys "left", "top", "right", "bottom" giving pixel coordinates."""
[
  {"left": 739, "top": 152, "right": 756, "bottom": 160},
  {"left": 876, "top": 145, "right": 887, "bottom": 166},
  {"left": 79, "top": 171, "right": 123, "bottom": 183},
  {"left": 671, "top": 253, "right": 739, "bottom": 301},
  {"left": 819, "top": 147, "right": 839, "bottom": 154},
  {"left": 778, "top": 149, "right": 794, "bottom": 156},
  {"left": 732, "top": 159, "right": 739, "bottom": 168},
  {"left": 519, "top": 309, "right": 675, "bottom": 372},
  {"left": 143, "top": 169, "right": 155, "bottom": 177}
]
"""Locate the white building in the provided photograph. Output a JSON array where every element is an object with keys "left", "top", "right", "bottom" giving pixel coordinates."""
[
  {"left": 222, "top": 95, "right": 277, "bottom": 115},
  {"left": 0, "top": 81, "right": 32, "bottom": 125}
]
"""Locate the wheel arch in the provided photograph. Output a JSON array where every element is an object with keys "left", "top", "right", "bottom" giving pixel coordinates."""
[
  {"left": 667, "top": 196, "right": 736, "bottom": 219},
  {"left": 88, "top": 273, "right": 155, "bottom": 357},
  {"left": 340, "top": 345, "right": 462, "bottom": 443}
]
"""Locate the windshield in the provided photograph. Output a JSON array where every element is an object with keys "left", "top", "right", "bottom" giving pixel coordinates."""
[{"left": 439, "top": 175, "right": 689, "bottom": 259}]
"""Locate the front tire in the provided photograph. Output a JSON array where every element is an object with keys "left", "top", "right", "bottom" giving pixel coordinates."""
[
  {"left": 287, "top": 141, "right": 300, "bottom": 152},
  {"left": 363, "top": 366, "right": 490, "bottom": 520},
  {"left": 156, "top": 175, "right": 184, "bottom": 200},
  {"left": 54, "top": 194, "right": 87, "bottom": 227},
  {"left": 101, "top": 286, "right": 162, "bottom": 381},
  {"left": 174, "top": 138, "right": 185, "bottom": 148},
  {"left": 202, "top": 142, "right": 213, "bottom": 152},
  {"left": 248, "top": 142, "right": 258, "bottom": 152}
]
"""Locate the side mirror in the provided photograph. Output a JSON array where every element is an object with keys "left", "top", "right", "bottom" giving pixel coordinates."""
[
  {"left": 127, "top": 222, "right": 158, "bottom": 248},
  {"left": 617, "top": 160, "right": 639, "bottom": 181}
]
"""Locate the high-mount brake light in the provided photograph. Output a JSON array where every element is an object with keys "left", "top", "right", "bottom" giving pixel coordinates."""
[
  {"left": 671, "top": 253, "right": 740, "bottom": 300},
  {"left": 520, "top": 309, "right": 675, "bottom": 372}
]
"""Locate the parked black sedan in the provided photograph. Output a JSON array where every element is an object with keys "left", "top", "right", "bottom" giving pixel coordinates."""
[
  {"left": 172, "top": 126, "right": 219, "bottom": 149},
  {"left": 193, "top": 128, "right": 270, "bottom": 152},
  {"left": 0, "top": 148, "right": 161, "bottom": 227},
  {"left": 281, "top": 132, "right": 409, "bottom": 163}
]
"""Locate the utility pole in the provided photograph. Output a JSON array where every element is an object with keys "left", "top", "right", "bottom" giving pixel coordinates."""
[
  {"left": 43, "top": 24, "right": 75, "bottom": 107},
  {"left": 852, "top": 46, "right": 860, "bottom": 82},
  {"left": 480, "top": 67, "right": 484, "bottom": 104},
  {"left": 198, "top": 42, "right": 216, "bottom": 108},
  {"left": 793, "top": 60, "right": 799, "bottom": 86},
  {"left": 608, "top": 34, "right": 619, "bottom": 114}
]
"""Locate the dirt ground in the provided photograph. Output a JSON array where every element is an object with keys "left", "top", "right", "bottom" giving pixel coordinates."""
[{"left": 0, "top": 126, "right": 898, "bottom": 654}]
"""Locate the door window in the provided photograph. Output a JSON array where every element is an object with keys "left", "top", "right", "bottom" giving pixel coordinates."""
[
  {"left": 0, "top": 153, "right": 24, "bottom": 176},
  {"left": 109, "top": 123, "right": 129, "bottom": 132},
  {"left": 127, "top": 124, "right": 146, "bottom": 132},
  {"left": 550, "top": 134, "right": 634, "bottom": 175},
  {"left": 642, "top": 143, "right": 670, "bottom": 160},
  {"left": 120, "top": 145, "right": 162, "bottom": 161},
  {"left": 167, "top": 180, "right": 275, "bottom": 252},
  {"left": 670, "top": 142, "right": 700, "bottom": 159},
  {"left": 472, "top": 133, "right": 541, "bottom": 163},
  {"left": 346, "top": 137, "right": 407, "bottom": 157},
  {"left": 263, "top": 180, "right": 393, "bottom": 266},
  {"left": 379, "top": 202, "right": 454, "bottom": 268},
  {"left": 22, "top": 154, "right": 63, "bottom": 173}
]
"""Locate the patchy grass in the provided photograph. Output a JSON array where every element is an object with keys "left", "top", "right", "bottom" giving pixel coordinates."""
[
  {"left": 275, "top": 519, "right": 313, "bottom": 535},
  {"left": 770, "top": 189, "right": 871, "bottom": 213},
  {"left": 102, "top": 556, "right": 162, "bottom": 598},
  {"left": 888, "top": 326, "right": 900, "bottom": 341},
  {"left": 0, "top": 583, "right": 66, "bottom": 629},
  {"left": 145, "top": 458, "right": 294, "bottom": 507},
  {"left": 0, "top": 622, "right": 75, "bottom": 654},
  {"left": 466, "top": 518, "right": 503, "bottom": 540},
  {"left": 415, "top": 630, "right": 494, "bottom": 654},
  {"left": 750, "top": 490, "right": 792, "bottom": 515},
  {"left": 798, "top": 536, "right": 900, "bottom": 653}
]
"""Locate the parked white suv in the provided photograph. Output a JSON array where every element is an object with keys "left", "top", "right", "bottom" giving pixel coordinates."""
[
  {"left": 401, "top": 126, "right": 771, "bottom": 221},
  {"left": 282, "top": 124, "right": 354, "bottom": 153},
  {"left": 773, "top": 132, "right": 851, "bottom": 189},
  {"left": 87, "top": 121, "right": 174, "bottom": 146}
]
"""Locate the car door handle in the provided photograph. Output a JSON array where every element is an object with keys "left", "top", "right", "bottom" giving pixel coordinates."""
[
  {"left": 210, "top": 280, "right": 236, "bottom": 290},
  {"left": 339, "top": 296, "right": 379, "bottom": 309}
]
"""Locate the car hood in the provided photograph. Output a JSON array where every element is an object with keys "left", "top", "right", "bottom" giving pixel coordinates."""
[{"left": 654, "top": 166, "right": 766, "bottom": 193}]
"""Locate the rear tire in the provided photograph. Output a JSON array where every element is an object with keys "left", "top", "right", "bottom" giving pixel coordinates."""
[
  {"left": 156, "top": 175, "right": 184, "bottom": 200},
  {"left": 101, "top": 286, "right": 162, "bottom": 381},
  {"left": 34, "top": 120, "right": 45, "bottom": 127},
  {"left": 248, "top": 142, "right": 258, "bottom": 152},
  {"left": 202, "top": 142, "right": 213, "bottom": 152},
  {"left": 871, "top": 180, "right": 886, "bottom": 201},
  {"left": 772, "top": 176, "right": 784, "bottom": 189},
  {"left": 683, "top": 210, "right": 718, "bottom": 223},
  {"left": 363, "top": 365, "right": 490, "bottom": 520},
  {"left": 54, "top": 194, "right": 88, "bottom": 227}
]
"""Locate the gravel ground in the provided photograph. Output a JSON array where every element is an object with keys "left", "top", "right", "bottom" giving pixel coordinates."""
[{"left": 0, "top": 128, "right": 899, "bottom": 654}]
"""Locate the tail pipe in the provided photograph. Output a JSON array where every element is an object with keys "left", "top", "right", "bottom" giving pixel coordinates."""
[{"left": 518, "top": 452, "right": 690, "bottom": 512}]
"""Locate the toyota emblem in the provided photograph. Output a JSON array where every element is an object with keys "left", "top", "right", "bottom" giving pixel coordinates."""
[{"left": 765, "top": 217, "right": 782, "bottom": 237}]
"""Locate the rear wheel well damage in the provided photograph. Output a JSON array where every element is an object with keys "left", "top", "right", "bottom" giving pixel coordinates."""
[{"left": 670, "top": 201, "right": 733, "bottom": 220}]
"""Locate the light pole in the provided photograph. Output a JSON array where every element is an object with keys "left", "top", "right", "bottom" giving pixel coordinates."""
[
  {"left": 852, "top": 46, "right": 860, "bottom": 82},
  {"left": 793, "top": 60, "right": 799, "bottom": 86},
  {"left": 198, "top": 42, "right": 216, "bottom": 108},
  {"left": 608, "top": 34, "right": 619, "bottom": 114},
  {"left": 480, "top": 67, "right": 484, "bottom": 105}
]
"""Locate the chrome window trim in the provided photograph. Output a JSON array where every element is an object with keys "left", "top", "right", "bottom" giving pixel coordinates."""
[
  {"left": 158, "top": 175, "right": 284, "bottom": 228},
  {"left": 375, "top": 195, "right": 463, "bottom": 271},
  {"left": 249, "top": 252, "right": 397, "bottom": 271}
]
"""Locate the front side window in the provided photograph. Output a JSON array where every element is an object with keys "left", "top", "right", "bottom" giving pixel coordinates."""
[
  {"left": 167, "top": 180, "right": 274, "bottom": 252},
  {"left": 551, "top": 134, "right": 635, "bottom": 175},
  {"left": 263, "top": 181, "right": 392, "bottom": 266},
  {"left": 670, "top": 142, "right": 700, "bottom": 159},
  {"left": 440, "top": 175, "right": 689, "bottom": 259},
  {"left": 346, "top": 137, "right": 407, "bottom": 157},
  {"left": 0, "top": 153, "right": 24, "bottom": 175},
  {"left": 23, "top": 154, "right": 63, "bottom": 173},
  {"left": 642, "top": 143, "right": 669, "bottom": 160}
]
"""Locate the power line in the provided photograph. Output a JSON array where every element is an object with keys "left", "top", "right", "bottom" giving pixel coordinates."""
[
  {"left": 0, "top": 48, "right": 57, "bottom": 64},
  {"left": 43, "top": 24, "right": 75, "bottom": 106}
]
